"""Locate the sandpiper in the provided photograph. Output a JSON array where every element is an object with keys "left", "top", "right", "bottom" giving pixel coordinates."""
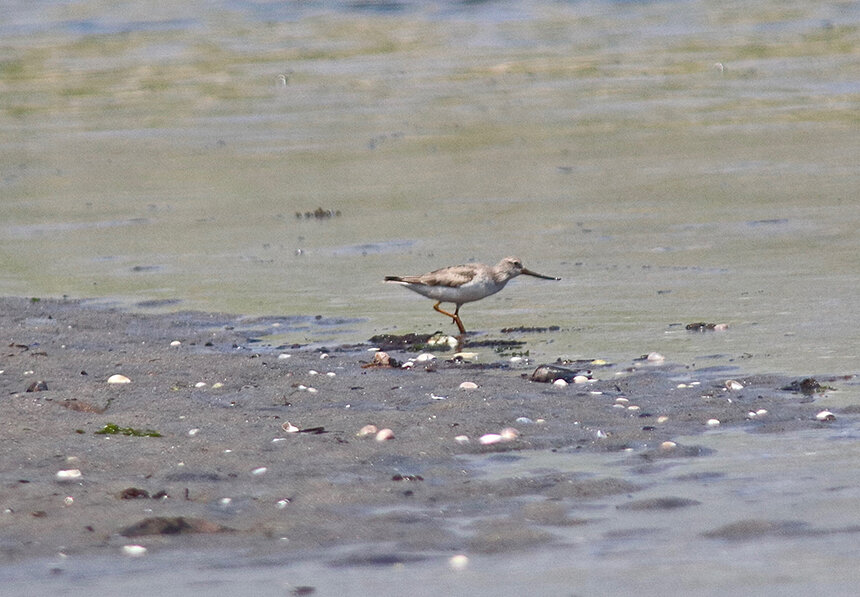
[{"left": 385, "top": 257, "right": 560, "bottom": 334}]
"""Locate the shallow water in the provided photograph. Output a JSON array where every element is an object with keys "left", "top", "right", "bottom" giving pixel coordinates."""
[{"left": 2, "top": 0, "right": 858, "bottom": 374}]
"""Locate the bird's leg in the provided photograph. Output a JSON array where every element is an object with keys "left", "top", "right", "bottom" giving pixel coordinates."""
[{"left": 433, "top": 302, "right": 467, "bottom": 334}]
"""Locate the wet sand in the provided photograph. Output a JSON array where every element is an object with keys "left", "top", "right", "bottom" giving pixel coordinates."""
[{"left": 1, "top": 296, "right": 854, "bottom": 580}]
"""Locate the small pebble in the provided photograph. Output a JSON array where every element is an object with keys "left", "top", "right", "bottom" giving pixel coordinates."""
[
  {"left": 553, "top": 379, "right": 568, "bottom": 387},
  {"left": 660, "top": 441, "right": 677, "bottom": 450},
  {"left": 459, "top": 381, "right": 478, "bottom": 390},
  {"left": 816, "top": 410, "right": 836, "bottom": 421},
  {"left": 706, "top": 418, "right": 721, "bottom": 427},
  {"left": 573, "top": 375, "right": 591, "bottom": 384},
  {"left": 375, "top": 428, "right": 395, "bottom": 442},
  {"left": 56, "top": 469, "right": 82, "bottom": 481},
  {"left": 122, "top": 545, "right": 148, "bottom": 557},
  {"left": 107, "top": 374, "right": 131, "bottom": 384},
  {"left": 449, "top": 554, "right": 469, "bottom": 570}
]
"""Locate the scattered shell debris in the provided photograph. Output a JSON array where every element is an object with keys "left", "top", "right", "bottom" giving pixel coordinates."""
[
  {"left": 375, "top": 428, "right": 395, "bottom": 442},
  {"left": 107, "top": 374, "right": 131, "bottom": 384},
  {"left": 56, "top": 469, "right": 82, "bottom": 481},
  {"left": 122, "top": 545, "right": 148, "bottom": 557},
  {"left": 815, "top": 410, "right": 836, "bottom": 421},
  {"left": 449, "top": 554, "right": 469, "bottom": 570},
  {"left": 357, "top": 424, "right": 378, "bottom": 437}
]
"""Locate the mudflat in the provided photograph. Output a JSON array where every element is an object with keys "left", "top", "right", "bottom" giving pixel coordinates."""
[{"left": 1, "top": 296, "right": 849, "bottom": 567}]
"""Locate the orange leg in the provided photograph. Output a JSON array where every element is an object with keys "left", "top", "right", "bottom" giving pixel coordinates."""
[{"left": 433, "top": 302, "right": 466, "bottom": 334}]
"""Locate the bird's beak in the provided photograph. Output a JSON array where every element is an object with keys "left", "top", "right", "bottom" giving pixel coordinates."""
[{"left": 522, "top": 268, "right": 560, "bottom": 280}]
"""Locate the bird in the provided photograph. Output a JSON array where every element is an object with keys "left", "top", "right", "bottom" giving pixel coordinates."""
[{"left": 384, "top": 256, "right": 560, "bottom": 334}]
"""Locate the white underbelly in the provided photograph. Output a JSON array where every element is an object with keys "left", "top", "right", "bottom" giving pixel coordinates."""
[{"left": 406, "top": 281, "right": 504, "bottom": 304}]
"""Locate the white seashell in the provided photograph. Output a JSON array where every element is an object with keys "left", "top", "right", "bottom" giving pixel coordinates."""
[
  {"left": 122, "top": 545, "right": 147, "bottom": 557},
  {"left": 306, "top": 387, "right": 318, "bottom": 394},
  {"left": 449, "top": 554, "right": 469, "bottom": 570},
  {"left": 188, "top": 428, "right": 200, "bottom": 437},
  {"left": 535, "top": 418, "right": 546, "bottom": 424},
  {"left": 479, "top": 433, "right": 503, "bottom": 445},
  {"left": 553, "top": 379, "right": 568, "bottom": 387},
  {"left": 401, "top": 361, "right": 414, "bottom": 369},
  {"left": 212, "top": 382, "right": 224, "bottom": 389},
  {"left": 170, "top": 340, "right": 181, "bottom": 347},
  {"left": 326, "top": 372, "right": 336, "bottom": 377},
  {"left": 282, "top": 422, "right": 300, "bottom": 433},
  {"left": 319, "top": 353, "right": 330, "bottom": 359},
  {"left": 308, "top": 370, "right": 319, "bottom": 376},
  {"left": 430, "top": 393, "right": 447, "bottom": 400},
  {"left": 646, "top": 352, "right": 665, "bottom": 362},
  {"left": 277, "top": 353, "right": 291, "bottom": 360},
  {"left": 816, "top": 410, "right": 836, "bottom": 421},
  {"left": 276, "top": 499, "right": 290, "bottom": 509},
  {"left": 218, "top": 498, "right": 232, "bottom": 507},
  {"left": 612, "top": 404, "right": 625, "bottom": 409},
  {"left": 459, "top": 381, "right": 478, "bottom": 390},
  {"left": 56, "top": 469, "right": 82, "bottom": 481},
  {"left": 107, "top": 374, "right": 131, "bottom": 384},
  {"left": 454, "top": 435, "right": 470, "bottom": 444},
  {"left": 195, "top": 382, "right": 207, "bottom": 388},
  {"left": 509, "top": 356, "right": 524, "bottom": 363},
  {"left": 452, "top": 352, "right": 479, "bottom": 360},
  {"left": 660, "top": 441, "right": 677, "bottom": 450},
  {"left": 706, "top": 418, "right": 721, "bottom": 426},
  {"left": 573, "top": 375, "right": 591, "bottom": 384},
  {"left": 375, "top": 428, "right": 395, "bottom": 442},
  {"left": 251, "top": 467, "right": 268, "bottom": 476},
  {"left": 756, "top": 409, "right": 768, "bottom": 416},
  {"left": 725, "top": 380, "right": 743, "bottom": 391},
  {"left": 499, "top": 427, "right": 519, "bottom": 441},
  {"left": 657, "top": 415, "right": 669, "bottom": 423},
  {"left": 415, "top": 353, "right": 436, "bottom": 363},
  {"left": 63, "top": 496, "right": 74, "bottom": 506},
  {"left": 627, "top": 405, "right": 640, "bottom": 411},
  {"left": 515, "top": 417, "right": 533, "bottom": 424},
  {"left": 595, "top": 430, "right": 608, "bottom": 439},
  {"left": 615, "top": 397, "right": 629, "bottom": 404},
  {"left": 357, "top": 424, "right": 378, "bottom": 437}
]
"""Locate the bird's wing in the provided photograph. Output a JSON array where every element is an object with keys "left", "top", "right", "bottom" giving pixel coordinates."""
[{"left": 413, "top": 265, "right": 478, "bottom": 287}]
